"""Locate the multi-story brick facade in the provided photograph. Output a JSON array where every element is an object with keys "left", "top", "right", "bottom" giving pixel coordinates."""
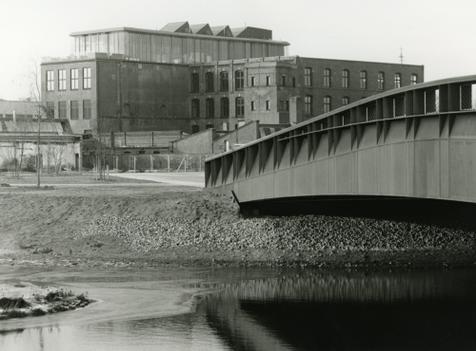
[
  {"left": 41, "top": 21, "right": 424, "bottom": 136},
  {"left": 188, "top": 56, "right": 424, "bottom": 131}
]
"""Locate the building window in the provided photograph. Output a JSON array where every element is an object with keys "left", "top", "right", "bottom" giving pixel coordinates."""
[
  {"left": 205, "top": 72, "right": 214, "bottom": 92},
  {"left": 70, "top": 100, "right": 79, "bottom": 120},
  {"left": 250, "top": 76, "right": 256, "bottom": 87},
  {"left": 219, "top": 71, "right": 228, "bottom": 92},
  {"left": 191, "top": 99, "right": 200, "bottom": 119},
  {"left": 70, "top": 68, "right": 79, "bottom": 90},
  {"left": 279, "top": 100, "right": 290, "bottom": 112},
  {"left": 323, "top": 68, "right": 331, "bottom": 88},
  {"left": 58, "top": 70, "right": 66, "bottom": 91},
  {"left": 266, "top": 75, "right": 270, "bottom": 86},
  {"left": 342, "top": 69, "right": 349, "bottom": 88},
  {"left": 265, "top": 100, "right": 271, "bottom": 111},
  {"left": 281, "top": 75, "right": 286, "bottom": 86},
  {"left": 58, "top": 101, "right": 67, "bottom": 119},
  {"left": 304, "top": 67, "right": 312, "bottom": 87},
  {"left": 394, "top": 73, "right": 402, "bottom": 88},
  {"left": 46, "top": 71, "right": 55, "bottom": 91},
  {"left": 235, "top": 70, "right": 244, "bottom": 91},
  {"left": 304, "top": 95, "right": 313, "bottom": 115},
  {"left": 411, "top": 73, "right": 418, "bottom": 85},
  {"left": 292, "top": 77, "right": 296, "bottom": 87},
  {"left": 220, "top": 97, "right": 229, "bottom": 118},
  {"left": 235, "top": 97, "right": 244, "bottom": 117},
  {"left": 46, "top": 101, "right": 55, "bottom": 118},
  {"left": 83, "top": 67, "right": 91, "bottom": 89},
  {"left": 251, "top": 101, "right": 256, "bottom": 111},
  {"left": 342, "top": 96, "right": 349, "bottom": 106},
  {"left": 83, "top": 100, "right": 91, "bottom": 120},
  {"left": 191, "top": 72, "right": 200, "bottom": 93},
  {"left": 377, "top": 72, "right": 385, "bottom": 90},
  {"left": 206, "top": 98, "right": 214, "bottom": 119},
  {"left": 323, "top": 96, "right": 332, "bottom": 113},
  {"left": 360, "top": 71, "right": 367, "bottom": 89}
]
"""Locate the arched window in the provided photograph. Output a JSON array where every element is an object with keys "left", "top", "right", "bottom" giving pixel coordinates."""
[
  {"left": 205, "top": 98, "right": 214, "bottom": 119},
  {"left": 342, "top": 69, "right": 349, "bottom": 88},
  {"left": 360, "top": 71, "right": 367, "bottom": 89},
  {"left": 191, "top": 99, "right": 200, "bottom": 119},
  {"left": 219, "top": 71, "right": 228, "bottom": 92},
  {"left": 235, "top": 97, "right": 244, "bottom": 117},
  {"left": 323, "top": 96, "right": 332, "bottom": 113},
  {"left": 205, "top": 72, "right": 214, "bottom": 92},
  {"left": 377, "top": 72, "right": 385, "bottom": 90},
  {"left": 323, "top": 68, "right": 331, "bottom": 88},
  {"left": 235, "top": 70, "right": 244, "bottom": 91},
  {"left": 220, "top": 97, "right": 229, "bottom": 118},
  {"left": 394, "top": 73, "right": 402, "bottom": 88}
]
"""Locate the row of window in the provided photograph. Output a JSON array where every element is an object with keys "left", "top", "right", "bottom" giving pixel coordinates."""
[
  {"left": 303, "top": 95, "right": 352, "bottom": 115},
  {"left": 45, "top": 100, "right": 92, "bottom": 119},
  {"left": 46, "top": 68, "right": 92, "bottom": 92},
  {"left": 304, "top": 68, "right": 418, "bottom": 90},
  {"left": 191, "top": 70, "right": 298, "bottom": 93}
]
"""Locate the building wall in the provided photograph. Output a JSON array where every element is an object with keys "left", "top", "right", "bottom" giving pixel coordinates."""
[
  {"left": 41, "top": 59, "right": 98, "bottom": 134},
  {"left": 96, "top": 59, "right": 190, "bottom": 132},
  {"left": 296, "top": 57, "right": 424, "bottom": 117},
  {"left": 42, "top": 55, "right": 193, "bottom": 135},
  {"left": 186, "top": 56, "right": 424, "bottom": 132}
]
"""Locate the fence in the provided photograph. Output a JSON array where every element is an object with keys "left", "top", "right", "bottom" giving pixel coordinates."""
[{"left": 103, "top": 154, "right": 207, "bottom": 172}]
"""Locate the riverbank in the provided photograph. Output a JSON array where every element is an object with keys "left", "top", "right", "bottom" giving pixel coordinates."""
[{"left": 0, "top": 177, "right": 475, "bottom": 268}]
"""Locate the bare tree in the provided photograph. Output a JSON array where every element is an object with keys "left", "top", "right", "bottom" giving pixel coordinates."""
[
  {"left": 46, "top": 144, "right": 65, "bottom": 175},
  {"left": 29, "top": 60, "right": 47, "bottom": 188}
]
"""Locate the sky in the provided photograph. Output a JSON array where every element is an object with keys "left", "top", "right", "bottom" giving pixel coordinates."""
[{"left": 0, "top": 0, "right": 475, "bottom": 100}]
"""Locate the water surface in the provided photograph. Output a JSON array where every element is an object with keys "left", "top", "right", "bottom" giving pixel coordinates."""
[{"left": 1, "top": 267, "right": 476, "bottom": 350}]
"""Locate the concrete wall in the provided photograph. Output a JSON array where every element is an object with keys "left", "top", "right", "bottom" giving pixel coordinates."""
[
  {"left": 213, "top": 121, "right": 259, "bottom": 154},
  {"left": 172, "top": 128, "right": 214, "bottom": 154}
]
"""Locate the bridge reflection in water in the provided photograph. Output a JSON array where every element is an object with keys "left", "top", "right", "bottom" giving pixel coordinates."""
[
  {"left": 206, "top": 76, "right": 476, "bottom": 227},
  {"left": 201, "top": 269, "right": 476, "bottom": 351}
]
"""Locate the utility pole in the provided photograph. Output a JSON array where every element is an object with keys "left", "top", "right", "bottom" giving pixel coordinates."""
[{"left": 399, "top": 47, "right": 404, "bottom": 64}]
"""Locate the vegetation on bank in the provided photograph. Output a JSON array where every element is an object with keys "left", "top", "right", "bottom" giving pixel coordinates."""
[{"left": 0, "top": 284, "right": 92, "bottom": 320}]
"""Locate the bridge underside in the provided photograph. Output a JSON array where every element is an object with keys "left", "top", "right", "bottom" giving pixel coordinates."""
[{"left": 238, "top": 195, "right": 476, "bottom": 229}]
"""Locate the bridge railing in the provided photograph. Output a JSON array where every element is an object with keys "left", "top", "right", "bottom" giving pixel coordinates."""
[{"left": 205, "top": 76, "right": 476, "bottom": 188}]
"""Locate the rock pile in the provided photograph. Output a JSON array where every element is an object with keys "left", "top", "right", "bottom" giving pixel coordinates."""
[{"left": 76, "top": 207, "right": 476, "bottom": 263}]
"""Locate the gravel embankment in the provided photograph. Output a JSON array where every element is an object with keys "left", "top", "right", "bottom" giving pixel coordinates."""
[{"left": 76, "top": 207, "right": 476, "bottom": 266}]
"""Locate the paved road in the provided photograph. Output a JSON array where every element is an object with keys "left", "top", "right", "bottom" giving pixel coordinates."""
[{"left": 113, "top": 172, "right": 205, "bottom": 188}]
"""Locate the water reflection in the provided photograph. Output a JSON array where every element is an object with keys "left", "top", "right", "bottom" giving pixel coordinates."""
[
  {"left": 1, "top": 268, "right": 476, "bottom": 350},
  {"left": 202, "top": 269, "right": 476, "bottom": 351}
]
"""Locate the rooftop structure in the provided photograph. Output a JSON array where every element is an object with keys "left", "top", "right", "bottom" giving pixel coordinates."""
[{"left": 71, "top": 21, "right": 288, "bottom": 64}]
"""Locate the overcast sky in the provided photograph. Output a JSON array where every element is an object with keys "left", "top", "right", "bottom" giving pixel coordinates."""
[{"left": 0, "top": 0, "right": 474, "bottom": 100}]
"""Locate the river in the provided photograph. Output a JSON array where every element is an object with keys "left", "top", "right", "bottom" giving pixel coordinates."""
[{"left": 1, "top": 265, "right": 476, "bottom": 350}]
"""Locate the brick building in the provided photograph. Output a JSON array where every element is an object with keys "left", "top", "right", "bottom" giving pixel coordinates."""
[{"left": 40, "top": 21, "right": 424, "bottom": 136}]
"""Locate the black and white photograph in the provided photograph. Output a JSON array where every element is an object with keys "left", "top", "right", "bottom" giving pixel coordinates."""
[{"left": 1, "top": 0, "right": 476, "bottom": 349}]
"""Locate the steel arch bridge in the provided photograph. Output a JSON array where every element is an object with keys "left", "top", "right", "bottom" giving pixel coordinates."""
[{"left": 205, "top": 75, "right": 476, "bottom": 226}]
